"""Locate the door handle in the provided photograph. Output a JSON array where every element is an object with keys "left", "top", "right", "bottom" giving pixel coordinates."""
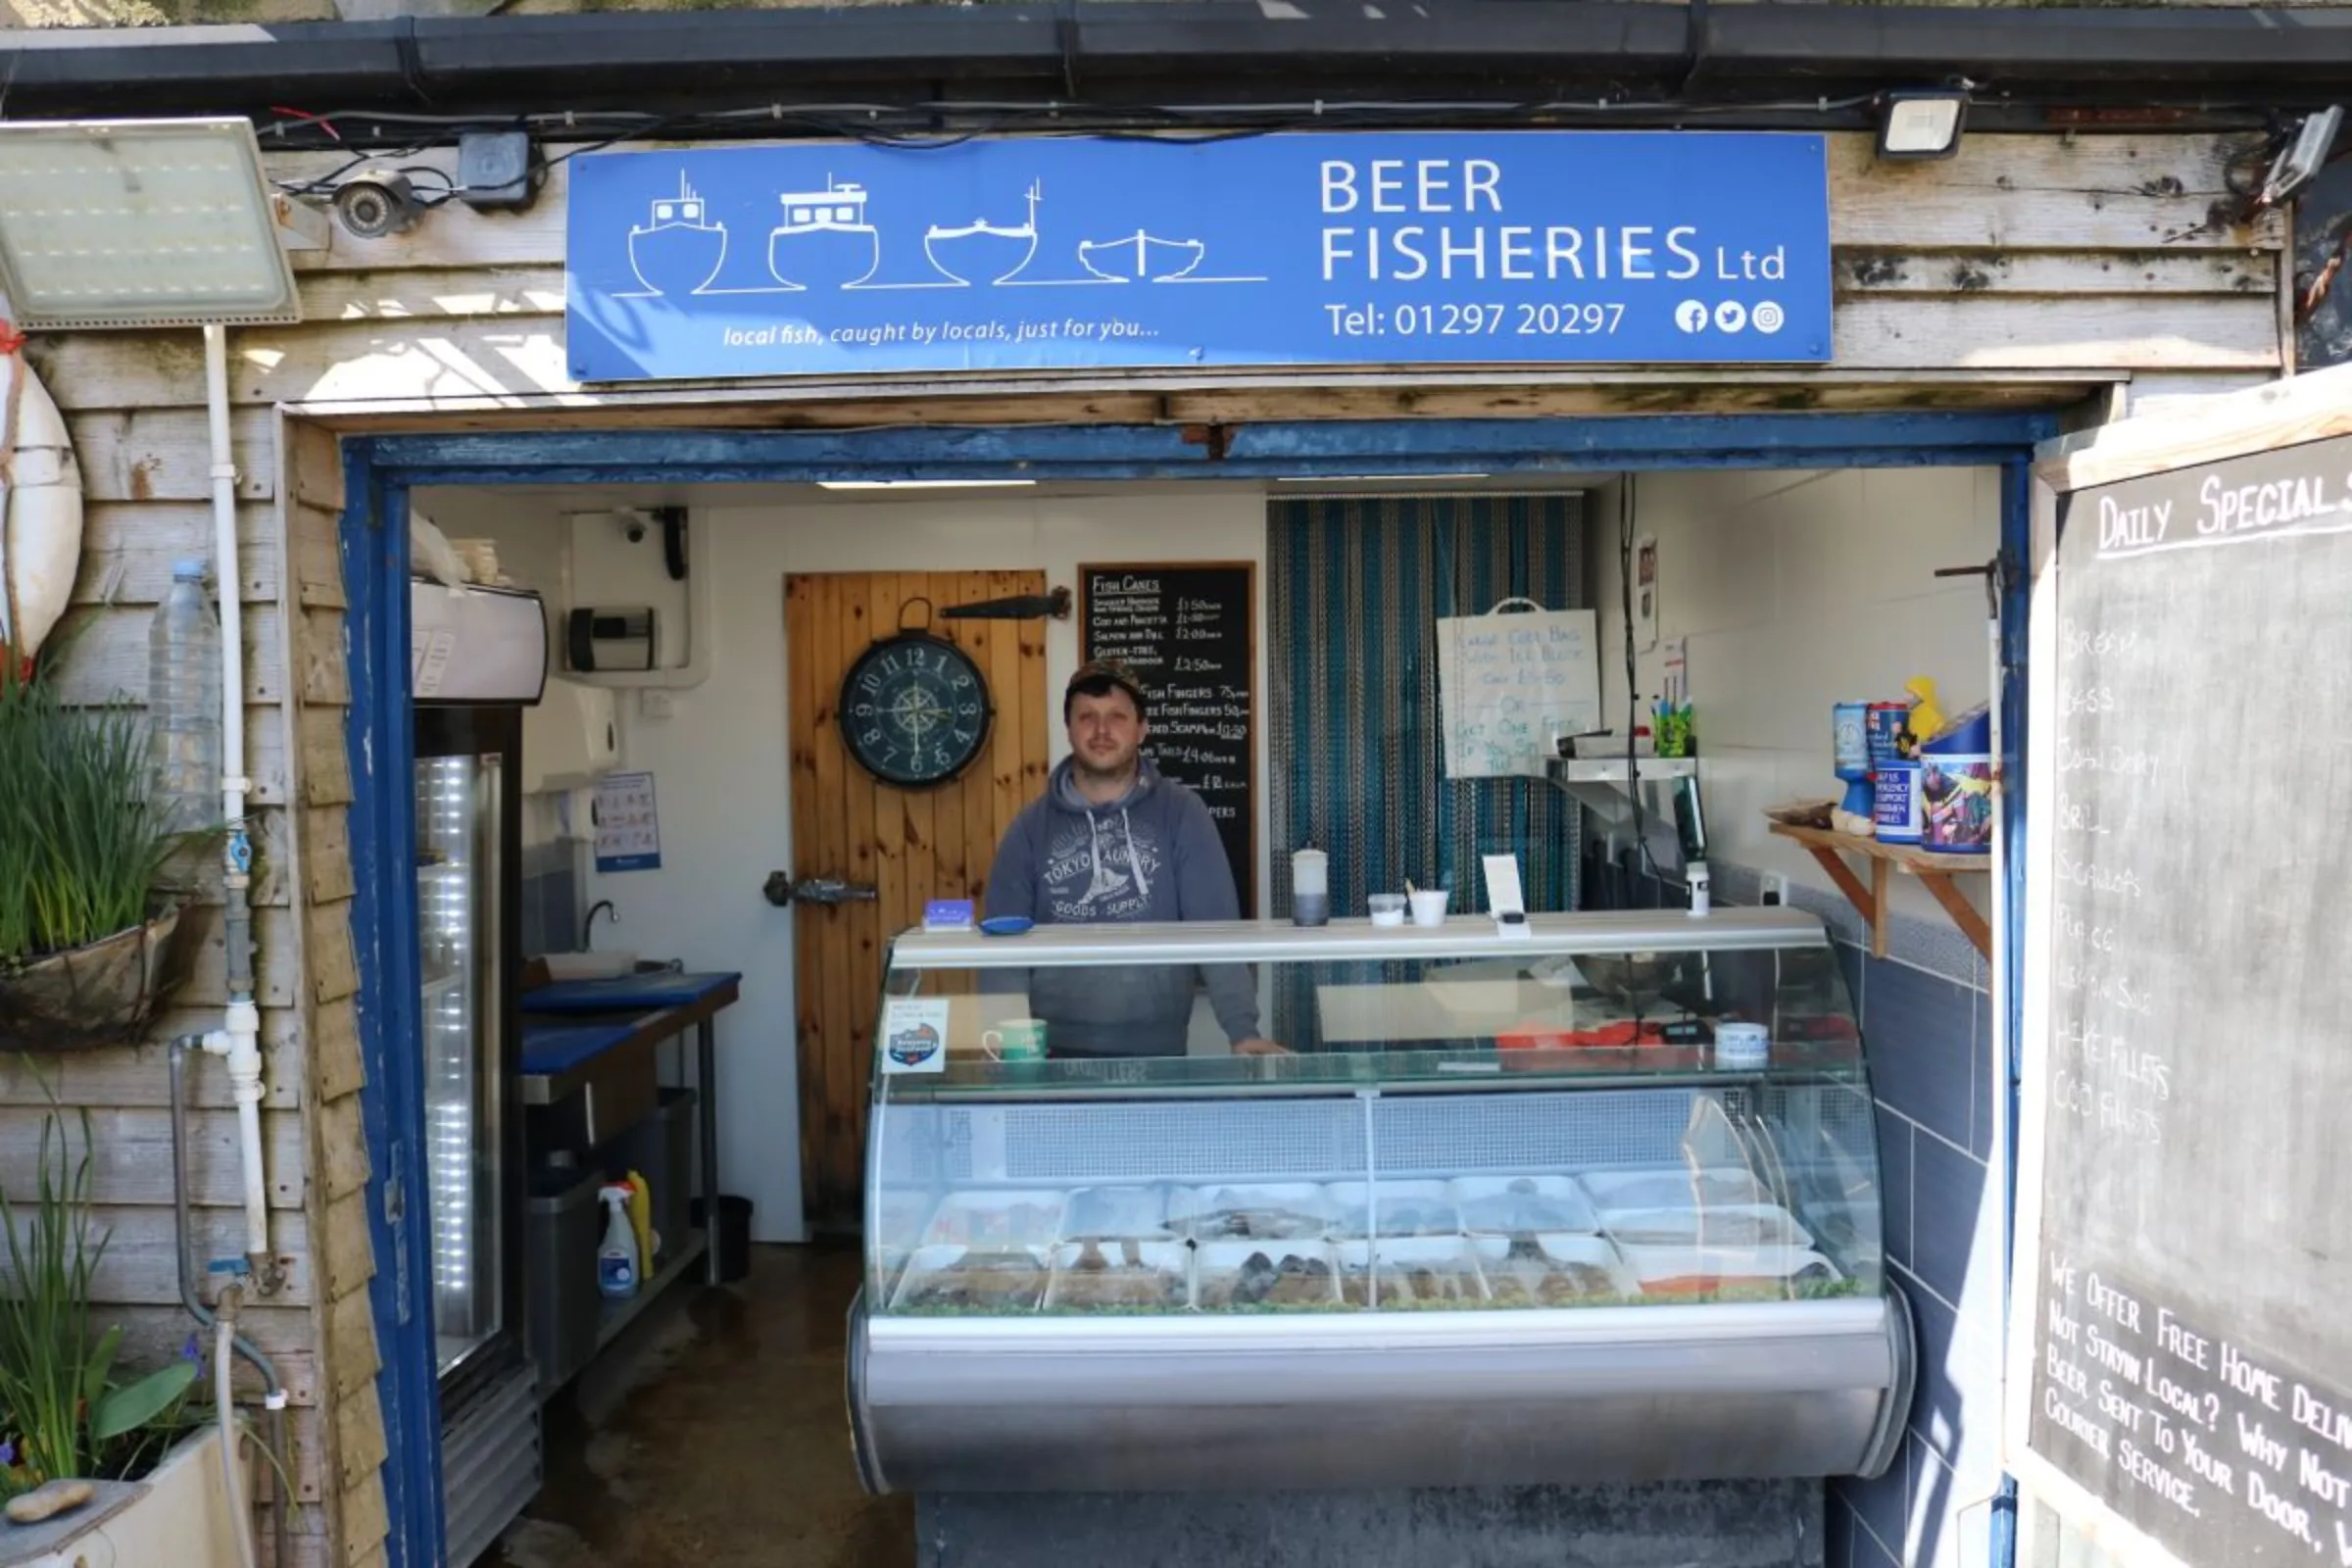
[{"left": 763, "top": 872, "right": 879, "bottom": 907}]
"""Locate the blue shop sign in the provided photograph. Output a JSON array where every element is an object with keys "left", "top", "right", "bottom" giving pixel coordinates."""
[{"left": 564, "top": 131, "right": 1832, "bottom": 382}]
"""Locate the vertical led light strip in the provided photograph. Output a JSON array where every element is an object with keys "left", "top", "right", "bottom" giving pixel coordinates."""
[{"left": 417, "top": 756, "right": 478, "bottom": 1365}]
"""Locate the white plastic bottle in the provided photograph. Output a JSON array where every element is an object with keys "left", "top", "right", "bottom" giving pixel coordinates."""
[
  {"left": 596, "top": 1185, "right": 640, "bottom": 1299},
  {"left": 147, "top": 559, "right": 222, "bottom": 839}
]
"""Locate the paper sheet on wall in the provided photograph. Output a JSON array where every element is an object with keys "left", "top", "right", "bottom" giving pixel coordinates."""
[
  {"left": 593, "top": 771, "right": 662, "bottom": 872},
  {"left": 1437, "top": 602, "right": 1601, "bottom": 778}
]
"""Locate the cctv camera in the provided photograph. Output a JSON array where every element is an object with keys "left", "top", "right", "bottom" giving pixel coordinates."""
[
  {"left": 622, "top": 516, "right": 649, "bottom": 545},
  {"left": 332, "top": 169, "right": 421, "bottom": 240}
]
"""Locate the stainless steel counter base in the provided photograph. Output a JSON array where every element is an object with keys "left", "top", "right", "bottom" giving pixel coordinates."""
[{"left": 853, "top": 1295, "right": 1912, "bottom": 1494}]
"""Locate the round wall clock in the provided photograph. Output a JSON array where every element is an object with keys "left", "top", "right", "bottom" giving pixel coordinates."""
[{"left": 840, "top": 607, "right": 993, "bottom": 787}]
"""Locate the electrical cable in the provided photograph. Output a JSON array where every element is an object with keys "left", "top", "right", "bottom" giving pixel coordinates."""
[
  {"left": 1620, "top": 473, "right": 1660, "bottom": 888},
  {"left": 244, "top": 85, "right": 1932, "bottom": 160}
]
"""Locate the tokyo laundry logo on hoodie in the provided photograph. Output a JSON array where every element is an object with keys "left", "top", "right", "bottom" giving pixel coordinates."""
[{"left": 1042, "top": 808, "right": 1163, "bottom": 920}]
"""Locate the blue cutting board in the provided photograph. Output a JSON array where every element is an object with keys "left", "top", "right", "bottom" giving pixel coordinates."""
[
  {"left": 519, "top": 1022, "right": 641, "bottom": 1076},
  {"left": 520, "top": 971, "right": 742, "bottom": 1015}
]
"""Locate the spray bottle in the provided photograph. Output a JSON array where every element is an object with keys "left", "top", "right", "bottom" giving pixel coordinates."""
[{"left": 597, "top": 1184, "right": 641, "bottom": 1299}]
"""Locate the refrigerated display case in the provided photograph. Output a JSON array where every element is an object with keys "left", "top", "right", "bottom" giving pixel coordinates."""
[
  {"left": 415, "top": 705, "right": 538, "bottom": 1561},
  {"left": 850, "top": 908, "right": 1912, "bottom": 1494}
]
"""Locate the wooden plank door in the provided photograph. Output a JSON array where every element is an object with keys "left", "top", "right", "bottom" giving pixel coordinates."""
[{"left": 786, "top": 570, "right": 1049, "bottom": 1230}]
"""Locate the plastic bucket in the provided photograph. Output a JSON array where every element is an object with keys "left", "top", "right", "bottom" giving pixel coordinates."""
[
  {"left": 691, "top": 1194, "right": 755, "bottom": 1283},
  {"left": 1919, "top": 755, "right": 1994, "bottom": 853}
]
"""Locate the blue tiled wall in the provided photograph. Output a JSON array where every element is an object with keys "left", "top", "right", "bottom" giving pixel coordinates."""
[{"left": 1829, "top": 941, "right": 2003, "bottom": 1568}]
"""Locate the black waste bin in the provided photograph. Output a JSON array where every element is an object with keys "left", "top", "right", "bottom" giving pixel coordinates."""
[{"left": 691, "top": 1194, "right": 755, "bottom": 1283}]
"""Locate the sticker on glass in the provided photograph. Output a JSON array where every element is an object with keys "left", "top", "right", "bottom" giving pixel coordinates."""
[{"left": 880, "top": 999, "right": 950, "bottom": 1075}]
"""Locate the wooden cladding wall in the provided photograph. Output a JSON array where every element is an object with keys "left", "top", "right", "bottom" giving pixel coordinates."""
[
  {"left": 17, "top": 131, "right": 2294, "bottom": 431},
  {"left": 0, "top": 403, "right": 369, "bottom": 1561}
]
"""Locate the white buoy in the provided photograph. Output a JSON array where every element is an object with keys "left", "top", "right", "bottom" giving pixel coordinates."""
[{"left": 0, "top": 343, "right": 85, "bottom": 664}]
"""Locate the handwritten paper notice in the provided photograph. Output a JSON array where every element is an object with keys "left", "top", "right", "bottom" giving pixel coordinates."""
[
  {"left": 1437, "top": 604, "right": 1599, "bottom": 778},
  {"left": 593, "top": 771, "right": 662, "bottom": 873}
]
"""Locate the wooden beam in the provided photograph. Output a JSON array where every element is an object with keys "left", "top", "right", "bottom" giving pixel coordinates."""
[
  {"left": 69, "top": 408, "right": 277, "bottom": 503},
  {"left": 270, "top": 132, "right": 2282, "bottom": 279},
  {"left": 4, "top": 1205, "right": 314, "bottom": 1305},
  {"left": 1920, "top": 869, "right": 1995, "bottom": 960},
  {"left": 0, "top": 1105, "right": 306, "bottom": 1210},
  {"left": 74, "top": 504, "right": 277, "bottom": 609},
  {"left": 48, "top": 605, "right": 286, "bottom": 709},
  {"left": 0, "top": 1023, "right": 302, "bottom": 1110}
]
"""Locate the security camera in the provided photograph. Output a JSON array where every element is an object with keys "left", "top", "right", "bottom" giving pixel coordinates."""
[
  {"left": 621, "top": 514, "right": 649, "bottom": 545},
  {"left": 332, "top": 169, "right": 421, "bottom": 239}
]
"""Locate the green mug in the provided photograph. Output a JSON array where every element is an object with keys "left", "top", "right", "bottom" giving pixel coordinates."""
[{"left": 983, "top": 1017, "right": 1048, "bottom": 1064}]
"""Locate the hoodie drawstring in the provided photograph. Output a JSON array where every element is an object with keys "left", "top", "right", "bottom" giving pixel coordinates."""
[{"left": 1122, "top": 808, "right": 1151, "bottom": 900}]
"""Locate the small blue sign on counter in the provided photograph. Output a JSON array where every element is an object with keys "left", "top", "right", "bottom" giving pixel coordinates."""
[
  {"left": 565, "top": 131, "right": 1833, "bottom": 382},
  {"left": 923, "top": 899, "right": 976, "bottom": 932}
]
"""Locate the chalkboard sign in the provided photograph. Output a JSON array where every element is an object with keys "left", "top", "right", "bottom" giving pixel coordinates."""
[
  {"left": 2024, "top": 431, "right": 2352, "bottom": 1565},
  {"left": 1079, "top": 563, "right": 1257, "bottom": 914}
]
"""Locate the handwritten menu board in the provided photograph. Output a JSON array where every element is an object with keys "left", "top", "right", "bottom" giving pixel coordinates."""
[
  {"left": 1079, "top": 563, "right": 1257, "bottom": 914},
  {"left": 2027, "top": 432, "right": 2352, "bottom": 1564}
]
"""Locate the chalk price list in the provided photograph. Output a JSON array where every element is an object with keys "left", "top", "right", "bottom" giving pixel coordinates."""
[
  {"left": 2040, "top": 1259, "right": 2352, "bottom": 1560},
  {"left": 1085, "top": 577, "right": 1253, "bottom": 831},
  {"left": 2051, "top": 617, "right": 2172, "bottom": 1150}
]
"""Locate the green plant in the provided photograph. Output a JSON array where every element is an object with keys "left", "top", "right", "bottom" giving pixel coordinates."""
[
  {"left": 0, "top": 661, "right": 183, "bottom": 969},
  {"left": 0, "top": 1090, "right": 200, "bottom": 1486}
]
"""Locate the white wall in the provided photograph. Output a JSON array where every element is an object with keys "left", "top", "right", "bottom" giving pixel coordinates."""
[
  {"left": 1589, "top": 467, "right": 2000, "bottom": 923},
  {"left": 420, "top": 483, "right": 1269, "bottom": 1243}
]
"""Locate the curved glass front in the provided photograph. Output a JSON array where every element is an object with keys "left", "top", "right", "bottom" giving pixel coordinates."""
[{"left": 865, "top": 916, "right": 1882, "bottom": 1320}]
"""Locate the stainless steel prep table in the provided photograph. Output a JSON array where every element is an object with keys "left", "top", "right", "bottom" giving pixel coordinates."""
[{"left": 520, "top": 970, "right": 741, "bottom": 1286}]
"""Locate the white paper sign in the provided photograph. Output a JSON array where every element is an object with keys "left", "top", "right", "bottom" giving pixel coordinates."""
[
  {"left": 1437, "top": 602, "right": 1601, "bottom": 778},
  {"left": 879, "top": 999, "right": 950, "bottom": 1075},
  {"left": 593, "top": 771, "right": 662, "bottom": 872}
]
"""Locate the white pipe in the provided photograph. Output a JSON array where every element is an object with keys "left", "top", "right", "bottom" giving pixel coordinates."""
[
  {"left": 205, "top": 325, "right": 248, "bottom": 845},
  {"left": 201, "top": 323, "right": 273, "bottom": 1291},
  {"left": 213, "top": 1285, "right": 260, "bottom": 1568}
]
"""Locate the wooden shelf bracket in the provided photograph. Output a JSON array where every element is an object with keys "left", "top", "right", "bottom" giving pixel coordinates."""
[{"left": 1767, "top": 820, "right": 1992, "bottom": 961}]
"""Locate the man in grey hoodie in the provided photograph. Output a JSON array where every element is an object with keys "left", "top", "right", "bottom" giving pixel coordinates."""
[{"left": 984, "top": 661, "right": 1284, "bottom": 1059}]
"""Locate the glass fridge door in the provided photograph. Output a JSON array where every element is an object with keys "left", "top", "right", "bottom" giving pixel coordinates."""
[{"left": 416, "top": 751, "right": 505, "bottom": 1378}]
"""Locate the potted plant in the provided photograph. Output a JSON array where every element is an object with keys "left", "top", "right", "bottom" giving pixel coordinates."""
[
  {"left": 0, "top": 662, "right": 191, "bottom": 1052},
  {"left": 0, "top": 1097, "right": 242, "bottom": 1562}
]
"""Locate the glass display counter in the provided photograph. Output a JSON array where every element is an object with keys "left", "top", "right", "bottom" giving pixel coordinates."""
[{"left": 849, "top": 908, "right": 1913, "bottom": 1494}]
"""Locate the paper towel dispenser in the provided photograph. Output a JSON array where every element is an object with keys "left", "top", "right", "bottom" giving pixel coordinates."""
[
  {"left": 522, "top": 677, "right": 620, "bottom": 792},
  {"left": 566, "top": 606, "right": 658, "bottom": 673},
  {"left": 411, "top": 579, "right": 548, "bottom": 706}
]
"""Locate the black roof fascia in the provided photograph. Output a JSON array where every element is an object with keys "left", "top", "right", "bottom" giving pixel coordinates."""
[{"left": 0, "top": 3, "right": 2347, "bottom": 124}]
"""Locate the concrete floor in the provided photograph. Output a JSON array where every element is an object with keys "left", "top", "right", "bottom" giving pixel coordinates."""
[{"left": 479, "top": 1244, "right": 914, "bottom": 1568}]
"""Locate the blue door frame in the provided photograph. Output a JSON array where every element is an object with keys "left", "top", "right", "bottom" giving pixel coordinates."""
[{"left": 337, "top": 410, "right": 2050, "bottom": 1568}]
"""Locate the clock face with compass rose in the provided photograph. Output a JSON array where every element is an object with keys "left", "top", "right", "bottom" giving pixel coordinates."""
[{"left": 840, "top": 633, "right": 993, "bottom": 787}]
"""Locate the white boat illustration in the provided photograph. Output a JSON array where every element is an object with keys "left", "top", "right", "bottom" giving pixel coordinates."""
[
  {"left": 768, "top": 176, "right": 880, "bottom": 290},
  {"left": 626, "top": 175, "right": 729, "bottom": 296},
  {"left": 1075, "top": 229, "right": 1207, "bottom": 282},
  {"left": 923, "top": 182, "right": 1041, "bottom": 285}
]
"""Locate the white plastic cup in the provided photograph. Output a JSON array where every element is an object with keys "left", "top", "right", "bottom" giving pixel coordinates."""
[
  {"left": 1408, "top": 889, "right": 1450, "bottom": 927},
  {"left": 1292, "top": 849, "right": 1330, "bottom": 926}
]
